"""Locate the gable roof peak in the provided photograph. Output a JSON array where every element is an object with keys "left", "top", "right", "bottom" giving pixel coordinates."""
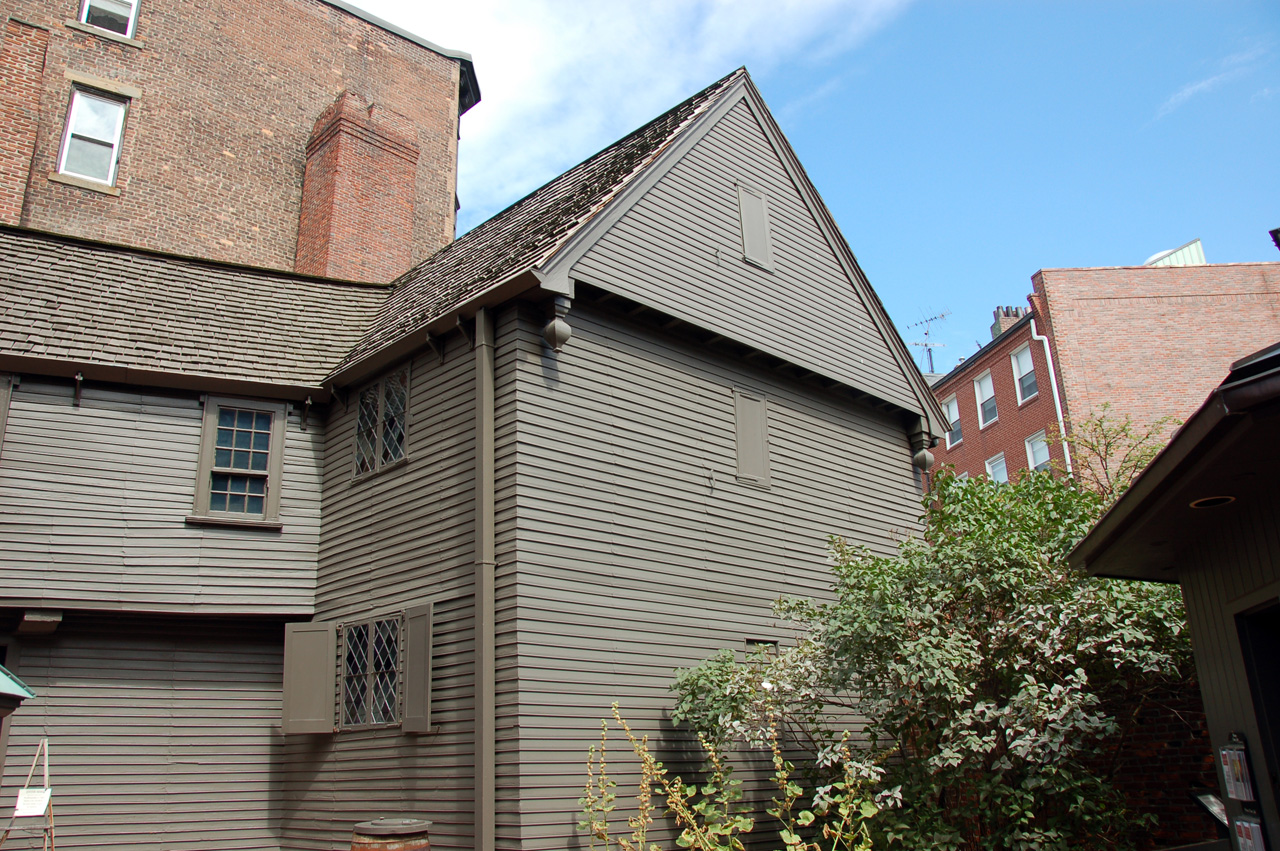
[{"left": 334, "top": 67, "right": 749, "bottom": 377}]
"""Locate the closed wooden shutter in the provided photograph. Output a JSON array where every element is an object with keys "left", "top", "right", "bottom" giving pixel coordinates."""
[
  {"left": 737, "top": 184, "right": 774, "bottom": 270},
  {"left": 734, "top": 389, "right": 770, "bottom": 486},
  {"left": 282, "top": 621, "right": 335, "bottom": 734},
  {"left": 403, "top": 603, "right": 433, "bottom": 733}
]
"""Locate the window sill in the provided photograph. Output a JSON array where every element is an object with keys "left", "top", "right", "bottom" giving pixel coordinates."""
[
  {"left": 742, "top": 254, "right": 776, "bottom": 274},
  {"left": 48, "top": 172, "right": 120, "bottom": 196},
  {"left": 736, "top": 474, "right": 772, "bottom": 490},
  {"left": 186, "top": 514, "right": 283, "bottom": 531},
  {"left": 979, "top": 418, "right": 998, "bottom": 430},
  {"left": 1017, "top": 392, "right": 1039, "bottom": 407},
  {"left": 64, "top": 19, "right": 144, "bottom": 48},
  {"left": 352, "top": 455, "right": 410, "bottom": 484},
  {"left": 945, "top": 440, "right": 962, "bottom": 450}
]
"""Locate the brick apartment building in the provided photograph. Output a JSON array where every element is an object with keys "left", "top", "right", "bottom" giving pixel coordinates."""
[
  {"left": 0, "top": 0, "right": 478, "bottom": 281},
  {"left": 933, "top": 239, "right": 1280, "bottom": 483}
]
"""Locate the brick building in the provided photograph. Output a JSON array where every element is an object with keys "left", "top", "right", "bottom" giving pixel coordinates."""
[
  {"left": 933, "top": 240, "right": 1280, "bottom": 482},
  {"left": 0, "top": 0, "right": 479, "bottom": 281}
]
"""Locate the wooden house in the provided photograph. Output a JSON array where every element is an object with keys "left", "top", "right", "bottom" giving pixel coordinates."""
[{"left": 0, "top": 69, "right": 944, "bottom": 850}]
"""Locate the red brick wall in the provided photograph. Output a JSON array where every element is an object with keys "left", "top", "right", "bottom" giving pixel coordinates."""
[
  {"left": 932, "top": 318, "right": 1066, "bottom": 480},
  {"left": 1035, "top": 263, "right": 1280, "bottom": 437},
  {"left": 0, "top": 0, "right": 462, "bottom": 277},
  {"left": 0, "top": 17, "right": 47, "bottom": 225},
  {"left": 295, "top": 91, "right": 418, "bottom": 283}
]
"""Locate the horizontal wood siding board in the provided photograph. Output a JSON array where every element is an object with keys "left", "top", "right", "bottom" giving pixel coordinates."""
[
  {"left": 2, "top": 614, "right": 284, "bottom": 849},
  {"left": 0, "top": 380, "right": 319, "bottom": 614},
  {"left": 502, "top": 306, "right": 919, "bottom": 846},
  {"left": 573, "top": 99, "right": 917, "bottom": 411},
  {"left": 281, "top": 342, "right": 479, "bottom": 851}
]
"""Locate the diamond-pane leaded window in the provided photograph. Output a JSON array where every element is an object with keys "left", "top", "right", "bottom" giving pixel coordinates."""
[
  {"left": 341, "top": 616, "right": 402, "bottom": 728},
  {"left": 354, "top": 366, "right": 410, "bottom": 477}
]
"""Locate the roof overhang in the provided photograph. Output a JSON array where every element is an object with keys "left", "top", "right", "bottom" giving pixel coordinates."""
[
  {"left": 0, "top": 354, "right": 330, "bottom": 404},
  {"left": 1070, "top": 343, "right": 1280, "bottom": 582}
]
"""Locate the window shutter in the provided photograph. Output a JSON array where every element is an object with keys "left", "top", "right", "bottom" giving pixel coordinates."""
[
  {"left": 734, "top": 389, "right": 770, "bottom": 486},
  {"left": 282, "top": 622, "right": 335, "bottom": 734},
  {"left": 402, "top": 603, "right": 433, "bottom": 734},
  {"left": 737, "top": 185, "right": 774, "bottom": 269}
]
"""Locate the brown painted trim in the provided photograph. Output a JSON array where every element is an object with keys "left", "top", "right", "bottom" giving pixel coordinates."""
[
  {"left": 0, "top": 354, "right": 329, "bottom": 403},
  {"left": 474, "top": 307, "right": 496, "bottom": 851}
]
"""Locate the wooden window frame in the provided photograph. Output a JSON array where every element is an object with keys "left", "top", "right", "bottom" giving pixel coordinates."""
[
  {"left": 985, "top": 452, "right": 1008, "bottom": 484},
  {"left": 353, "top": 365, "right": 411, "bottom": 479},
  {"left": 339, "top": 614, "right": 404, "bottom": 730},
  {"left": 78, "top": 0, "right": 139, "bottom": 38},
  {"left": 1025, "top": 430, "right": 1051, "bottom": 472},
  {"left": 188, "top": 396, "right": 286, "bottom": 528},
  {"left": 1011, "top": 344, "right": 1039, "bottom": 405},
  {"left": 943, "top": 395, "right": 962, "bottom": 449},
  {"left": 58, "top": 87, "right": 128, "bottom": 187},
  {"left": 974, "top": 371, "right": 997, "bottom": 428}
]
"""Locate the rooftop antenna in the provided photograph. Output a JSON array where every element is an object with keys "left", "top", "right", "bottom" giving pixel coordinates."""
[{"left": 904, "top": 310, "right": 950, "bottom": 373}]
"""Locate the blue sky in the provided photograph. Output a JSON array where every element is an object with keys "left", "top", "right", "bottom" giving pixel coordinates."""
[{"left": 357, "top": 0, "right": 1279, "bottom": 373}]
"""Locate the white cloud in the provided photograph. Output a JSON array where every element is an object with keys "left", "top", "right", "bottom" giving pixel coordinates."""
[
  {"left": 1156, "top": 42, "right": 1271, "bottom": 119},
  {"left": 346, "top": 0, "right": 912, "bottom": 231}
]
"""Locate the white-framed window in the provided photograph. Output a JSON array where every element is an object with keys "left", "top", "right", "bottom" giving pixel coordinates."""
[
  {"left": 341, "top": 615, "right": 403, "bottom": 728},
  {"left": 1011, "top": 344, "right": 1038, "bottom": 404},
  {"left": 1026, "top": 431, "right": 1051, "bottom": 472},
  {"left": 58, "top": 89, "right": 127, "bottom": 185},
  {"left": 985, "top": 453, "right": 1008, "bottom": 484},
  {"left": 943, "top": 396, "right": 962, "bottom": 448},
  {"left": 354, "top": 365, "right": 410, "bottom": 477},
  {"left": 974, "top": 371, "right": 997, "bottom": 427},
  {"left": 190, "top": 398, "right": 286, "bottom": 524},
  {"left": 79, "top": 0, "right": 139, "bottom": 37}
]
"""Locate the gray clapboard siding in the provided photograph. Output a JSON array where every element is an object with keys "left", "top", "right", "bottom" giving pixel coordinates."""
[
  {"left": 0, "top": 380, "right": 320, "bottom": 614},
  {"left": 280, "top": 334, "right": 479, "bottom": 851},
  {"left": 497, "top": 304, "right": 919, "bottom": 848},
  {"left": 1, "top": 615, "right": 284, "bottom": 850},
  {"left": 1179, "top": 495, "right": 1280, "bottom": 836},
  {"left": 573, "top": 98, "right": 917, "bottom": 412}
]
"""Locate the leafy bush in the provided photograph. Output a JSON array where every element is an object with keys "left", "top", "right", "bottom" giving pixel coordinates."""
[{"left": 671, "top": 470, "right": 1192, "bottom": 851}]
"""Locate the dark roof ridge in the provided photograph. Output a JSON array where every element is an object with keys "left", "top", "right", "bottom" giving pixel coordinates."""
[{"left": 931, "top": 309, "right": 1034, "bottom": 388}]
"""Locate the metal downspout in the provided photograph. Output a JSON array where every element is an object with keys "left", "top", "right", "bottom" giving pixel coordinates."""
[
  {"left": 1030, "top": 317, "right": 1072, "bottom": 473},
  {"left": 474, "top": 308, "right": 496, "bottom": 851}
]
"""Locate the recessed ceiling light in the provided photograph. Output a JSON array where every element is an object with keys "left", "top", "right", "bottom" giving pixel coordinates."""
[{"left": 1190, "top": 496, "right": 1235, "bottom": 509}]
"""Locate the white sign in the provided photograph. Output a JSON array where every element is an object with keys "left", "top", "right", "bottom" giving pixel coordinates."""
[{"left": 13, "top": 787, "right": 51, "bottom": 818}]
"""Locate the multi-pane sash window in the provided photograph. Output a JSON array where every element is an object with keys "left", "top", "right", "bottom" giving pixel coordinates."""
[
  {"left": 59, "top": 89, "right": 127, "bottom": 185},
  {"left": 986, "top": 453, "right": 1008, "bottom": 484},
  {"left": 1011, "top": 345, "right": 1038, "bottom": 403},
  {"left": 342, "top": 616, "right": 402, "bottom": 727},
  {"left": 355, "top": 367, "right": 409, "bottom": 476},
  {"left": 1026, "top": 431, "right": 1051, "bottom": 472},
  {"left": 191, "top": 398, "right": 285, "bottom": 524},
  {"left": 80, "top": 0, "right": 139, "bottom": 36},
  {"left": 211, "top": 408, "right": 271, "bottom": 514},
  {"left": 944, "top": 396, "right": 962, "bottom": 448},
  {"left": 975, "top": 372, "right": 997, "bottom": 427}
]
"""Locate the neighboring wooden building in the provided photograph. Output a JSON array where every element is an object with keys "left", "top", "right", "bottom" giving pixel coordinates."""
[
  {"left": 1071, "top": 342, "right": 1280, "bottom": 851},
  {"left": 0, "top": 69, "right": 944, "bottom": 850}
]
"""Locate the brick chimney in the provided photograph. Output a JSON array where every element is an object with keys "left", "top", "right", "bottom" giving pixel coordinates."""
[
  {"left": 295, "top": 91, "right": 420, "bottom": 283},
  {"left": 990, "top": 305, "right": 1029, "bottom": 339},
  {"left": 0, "top": 19, "right": 49, "bottom": 226}
]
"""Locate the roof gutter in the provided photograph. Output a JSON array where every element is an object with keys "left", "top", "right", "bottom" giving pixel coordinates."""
[
  {"left": 0, "top": 354, "right": 330, "bottom": 403},
  {"left": 1030, "top": 318, "right": 1071, "bottom": 473}
]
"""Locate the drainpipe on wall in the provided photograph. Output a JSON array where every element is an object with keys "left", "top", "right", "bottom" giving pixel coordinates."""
[
  {"left": 1030, "top": 317, "right": 1072, "bottom": 474},
  {"left": 474, "top": 308, "right": 496, "bottom": 851}
]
